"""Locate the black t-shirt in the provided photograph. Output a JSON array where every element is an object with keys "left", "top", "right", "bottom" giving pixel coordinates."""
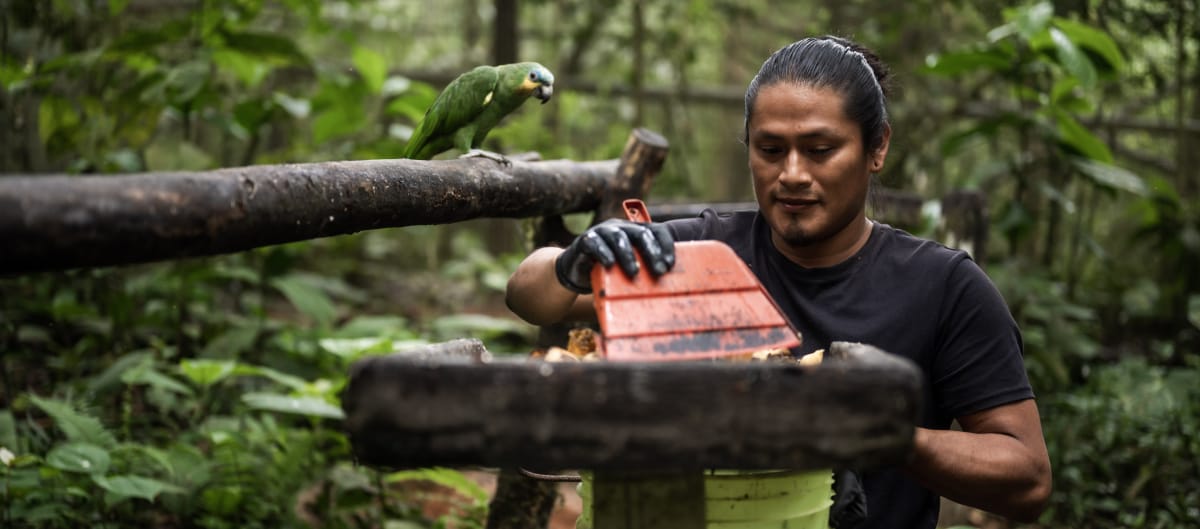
[{"left": 665, "top": 209, "right": 1034, "bottom": 529}]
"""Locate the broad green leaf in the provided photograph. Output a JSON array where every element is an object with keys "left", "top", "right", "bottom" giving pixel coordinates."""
[
  {"left": 29, "top": 396, "right": 117, "bottom": 448},
  {"left": 46, "top": 443, "right": 110, "bottom": 474},
  {"left": 234, "top": 98, "right": 271, "bottom": 130},
  {"left": 1070, "top": 157, "right": 1148, "bottom": 196},
  {"left": 273, "top": 92, "right": 310, "bottom": 118},
  {"left": 38, "top": 96, "right": 79, "bottom": 144},
  {"left": 334, "top": 315, "right": 414, "bottom": 338},
  {"left": 200, "top": 325, "right": 259, "bottom": 359},
  {"left": 144, "top": 138, "right": 214, "bottom": 171},
  {"left": 164, "top": 60, "right": 209, "bottom": 105},
  {"left": 319, "top": 337, "right": 393, "bottom": 361},
  {"left": 87, "top": 352, "right": 154, "bottom": 394},
  {"left": 1052, "top": 17, "right": 1125, "bottom": 73},
  {"left": 213, "top": 49, "right": 271, "bottom": 88},
  {"left": 385, "top": 467, "right": 488, "bottom": 504},
  {"left": 1003, "top": 2, "right": 1053, "bottom": 41},
  {"left": 1053, "top": 111, "right": 1112, "bottom": 163},
  {"left": 430, "top": 313, "right": 532, "bottom": 342},
  {"left": 1048, "top": 27, "right": 1096, "bottom": 90},
  {"left": 93, "top": 474, "right": 184, "bottom": 502},
  {"left": 312, "top": 105, "right": 367, "bottom": 144},
  {"left": 231, "top": 364, "right": 308, "bottom": 391},
  {"left": 352, "top": 46, "right": 387, "bottom": 93},
  {"left": 219, "top": 30, "right": 310, "bottom": 66},
  {"left": 923, "top": 49, "right": 1013, "bottom": 76},
  {"left": 241, "top": 392, "right": 345, "bottom": 419},
  {"left": 179, "top": 359, "right": 237, "bottom": 387},
  {"left": 203, "top": 485, "right": 244, "bottom": 515},
  {"left": 271, "top": 274, "right": 336, "bottom": 326},
  {"left": 121, "top": 363, "right": 194, "bottom": 396}
]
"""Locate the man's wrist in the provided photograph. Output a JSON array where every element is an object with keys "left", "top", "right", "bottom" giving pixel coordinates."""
[{"left": 554, "top": 252, "right": 592, "bottom": 294}]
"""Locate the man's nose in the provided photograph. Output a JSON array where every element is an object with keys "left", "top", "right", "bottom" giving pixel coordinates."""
[{"left": 779, "top": 150, "right": 812, "bottom": 186}]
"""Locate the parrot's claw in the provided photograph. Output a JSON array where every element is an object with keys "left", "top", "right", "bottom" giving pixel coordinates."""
[{"left": 460, "top": 149, "right": 511, "bottom": 166}]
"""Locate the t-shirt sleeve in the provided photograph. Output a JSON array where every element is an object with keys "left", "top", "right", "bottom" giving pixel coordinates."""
[
  {"left": 932, "top": 258, "right": 1034, "bottom": 419},
  {"left": 664, "top": 208, "right": 720, "bottom": 242}
]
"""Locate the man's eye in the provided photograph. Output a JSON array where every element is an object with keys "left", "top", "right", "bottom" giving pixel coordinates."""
[
  {"left": 808, "top": 146, "right": 834, "bottom": 156},
  {"left": 758, "top": 145, "right": 783, "bottom": 155}
]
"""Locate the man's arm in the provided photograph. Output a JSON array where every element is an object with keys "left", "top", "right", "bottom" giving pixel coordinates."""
[
  {"left": 505, "top": 246, "right": 595, "bottom": 325},
  {"left": 905, "top": 398, "right": 1052, "bottom": 522}
]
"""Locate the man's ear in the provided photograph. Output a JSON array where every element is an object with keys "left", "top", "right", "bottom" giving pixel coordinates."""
[{"left": 871, "top": 124, "right": 892, "bottom": 172}]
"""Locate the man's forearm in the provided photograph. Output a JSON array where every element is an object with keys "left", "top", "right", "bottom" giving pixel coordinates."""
[
  {"left": 905, "top": 423, "right": 1051, "bottom": 522},
  {"left": 505, "top": 247, "right": 590, "bottom": 325}
]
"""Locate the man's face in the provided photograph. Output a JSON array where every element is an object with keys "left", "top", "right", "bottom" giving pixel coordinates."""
[{"left": 747, "top": 82, "right": 887, "bottom": 257}]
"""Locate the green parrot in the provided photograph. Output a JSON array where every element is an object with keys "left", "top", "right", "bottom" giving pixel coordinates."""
[{"left": 403, "top": 62, "right": 555, "bottom": 160}]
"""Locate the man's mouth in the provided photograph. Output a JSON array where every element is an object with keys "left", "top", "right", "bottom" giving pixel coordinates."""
[{"left": 776, "top": 196, "right": 820, "bottom": 209}]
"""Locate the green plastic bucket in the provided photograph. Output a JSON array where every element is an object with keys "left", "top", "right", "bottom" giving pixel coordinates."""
[{"left": 577, "top": 469, "right": 833, "bottom": 529}]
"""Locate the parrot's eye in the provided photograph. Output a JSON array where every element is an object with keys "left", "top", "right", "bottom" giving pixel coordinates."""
[{"left": 529, "top": 72, "right": 537, "bottom": 81}]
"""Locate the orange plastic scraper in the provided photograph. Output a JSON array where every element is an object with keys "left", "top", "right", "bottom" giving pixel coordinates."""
[{"left": 590, "top": 199, "right": 802, "bottom": 362}]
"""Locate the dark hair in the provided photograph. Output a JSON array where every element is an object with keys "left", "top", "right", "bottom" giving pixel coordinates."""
[{"left": 744, "top": 36, "right": 892, "bottom": 154}]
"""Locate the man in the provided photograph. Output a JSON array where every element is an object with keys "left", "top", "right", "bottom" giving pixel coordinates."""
[{"left": 506, "top": 36, "right": 1051, "bottom": 528}]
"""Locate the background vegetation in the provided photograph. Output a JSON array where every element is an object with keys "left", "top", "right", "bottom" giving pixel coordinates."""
[{"left": 2, "top": 0, "right": 1197, "bottom": 528}]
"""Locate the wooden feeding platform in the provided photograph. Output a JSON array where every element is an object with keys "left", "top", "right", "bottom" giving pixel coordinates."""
[{"left": 341, "top": 338, "right": 922, "bottom": 529}]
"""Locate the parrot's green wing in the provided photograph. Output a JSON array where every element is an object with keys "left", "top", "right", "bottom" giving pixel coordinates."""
[{"left": 403, "top": 66, "right": 501, "bottom": 160}]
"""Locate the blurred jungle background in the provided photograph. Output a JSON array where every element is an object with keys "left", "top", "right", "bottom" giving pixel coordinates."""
[{"left": 1, "top": 0, "right": 1198, "bottom": 528}]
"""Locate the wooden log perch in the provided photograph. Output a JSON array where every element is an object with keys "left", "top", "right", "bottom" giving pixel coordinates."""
[
  {"left": 0, "top": 157, "right": 617, "bottom": 275},
  {"left": 342, "top": 341, "right": 921, "bottom": 472}
]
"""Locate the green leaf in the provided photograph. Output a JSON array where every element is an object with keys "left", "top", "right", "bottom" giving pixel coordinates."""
[
  {"left": 272, "top": 92, "right": 310, "bottom": 118},
  {"left": 46, "top": 443, "right": 111, "bottom": 474},
  {"left": 29, "top": 396, "right": 117, "bottom": 448},
  {"left": 922, "top": 49, "right": 1013, "bottom": 76},
  {"left": 271, "top": 274, "right": 337, "bottom": 326},
  {"left": 1070, "top": 157, "right": 1148, "bottom": 196},
  {"left": 312, "top": 105, "right": 367, "bottom": 144},
  {"left": 122, "top": 363, "right": 194, "bottom": 396},
  {"left": 179, "top": 359, "right": 237, "bottom": 388},
  {"left": 87, "top": 351, "right": 154, "bottom": 394},
  {"left": 38, "top": 96, "right": 80, "bottom": 144},
  {"left": 1053, "top": 111, "right": 1112, "bottom": 162},
  {"left": 1048, "top": 27, "right": 1097, "bottom": 90},
  {"left": 213, "top": 49, "right": 271, "bottom": 88},
  {"left": 219, "top": 30, "right": 310, "bottom": 66},
  {"left": 385, "top": 467, "right": 489, "bottom": 504},
  {"left": 1052, "top": 17, "right": 1125, "bottom": 73},
  {"left": 200, "top": 325, "right": 260, "bottom": 359},
  {"left": 352, "top": 46, "right": 387, "bottom": 93},
  {"left": 231, "top": 364, "right": 308, "bottom": 391},
  {"left": 1004, "top": 2, "right": 1054, "bottom": 41},
  {"left": 319, "top": 337, "right": 394, "bottom": 362},
  {"left": 93, "top": 474, "right": 184, "bottom": 502},
  {"left": 241, "top": 392, "right": 345, "bottom": 419}
]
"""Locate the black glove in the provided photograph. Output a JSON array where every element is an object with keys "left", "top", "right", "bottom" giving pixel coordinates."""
[
  {"left": 829, "top": 468, "right": 867, "bottom": 529},
  {"left": 554, "top": 219, "right": 676, "bottom": 294}
]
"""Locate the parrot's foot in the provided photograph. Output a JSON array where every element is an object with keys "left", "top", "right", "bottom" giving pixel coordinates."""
[{"left": 460, "top": 149, "right": 511, "bottom": 166}]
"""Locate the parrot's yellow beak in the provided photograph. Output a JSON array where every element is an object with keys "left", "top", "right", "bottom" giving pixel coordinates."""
[{"left": 534, "top": 84, "right": 553, "bottom": 104}]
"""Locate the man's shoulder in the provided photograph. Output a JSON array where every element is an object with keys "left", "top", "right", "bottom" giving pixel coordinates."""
[
  {"left": 871, "top": 222, "right": 973, "bottom": 271},
  {"left": 664, "top": 208, "right": 759, "bottom": 243}
]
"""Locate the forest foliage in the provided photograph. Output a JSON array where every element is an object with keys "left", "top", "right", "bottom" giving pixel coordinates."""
[{"left": 2, "top": 1, "right": 1199, "bottom": 528}]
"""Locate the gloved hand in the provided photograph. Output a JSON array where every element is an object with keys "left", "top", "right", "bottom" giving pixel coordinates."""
[{"left": 554, "top": 219, "right": 676, "bottom": 294}]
